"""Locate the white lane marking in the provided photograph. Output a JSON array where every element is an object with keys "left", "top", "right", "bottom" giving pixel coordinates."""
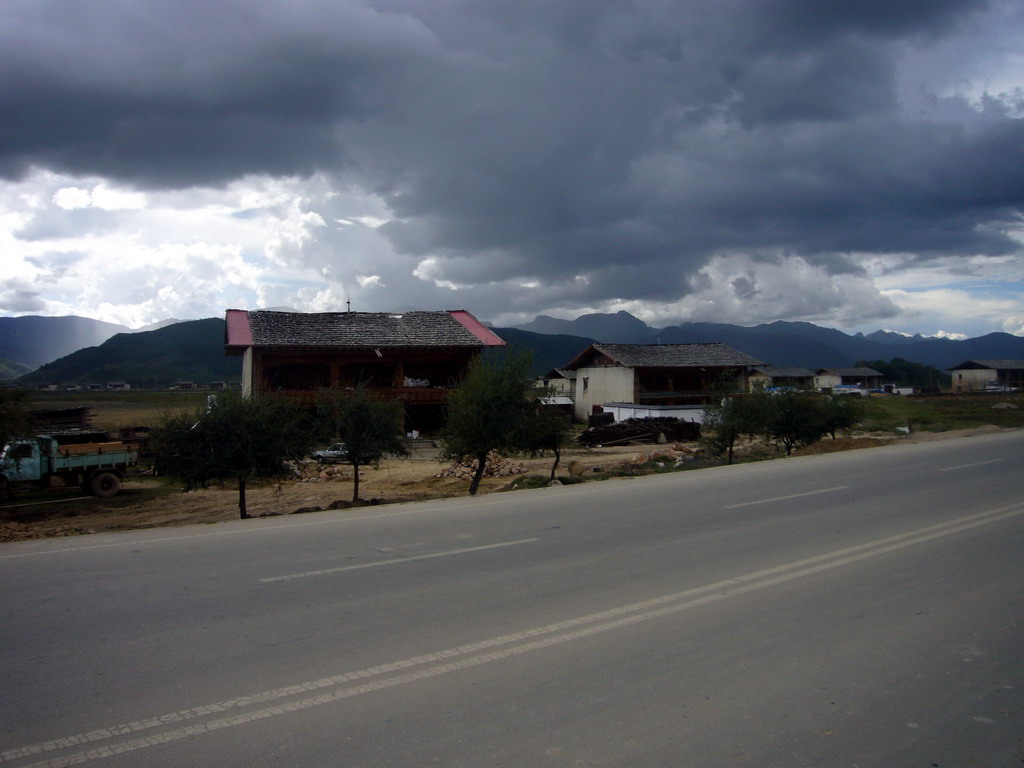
[
  {"left": 6, "top": 501, "right": 1023, "bottom": 767},
  {"left": 260, "top": 538, "right": 540, "bottom": 582},
  {"left": 724, "top": 486, "right": 847, "bottom": 509},
  {"left": 938, "top": 459, "right": 1004, "bottom": 472}
]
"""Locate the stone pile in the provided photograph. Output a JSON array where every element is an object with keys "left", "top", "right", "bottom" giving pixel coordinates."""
[
  {"left": 436, "top": 451, "right": 526, "bottom": 480},
  {"left": 291, "top": 461, "right": 364, "bottom": 483}
]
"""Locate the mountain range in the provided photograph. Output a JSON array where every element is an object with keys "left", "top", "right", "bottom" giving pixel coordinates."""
[
  {"left": 510, "top": 312, "right": 1024, "bottom": 371},
  {"left": 3, "top": 311, "right": 1023, "bottom": 387}
]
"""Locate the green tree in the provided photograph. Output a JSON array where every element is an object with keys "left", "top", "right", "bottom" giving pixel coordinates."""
[
  {"left": 820, "top": 394, "right": 864, "bottom": 439},
  {"left": 522, "top": 403, "right": 573, "bottom": 483},
  {"left": 155, "top": 393, "right": 314, "bottom": 519},
  {"left": 856, "top": 358, "right": 950, "bottom": 389},
  {"left": 440, "top": 348, "right": 537, "bottom": 495},
  {"left": 702, "top": 391, "right": 772, "bottom": 464},
  {"left": 314, "top": 388, "right": 409, "bottom": 502},
  {"left": 767, "top": 391, "right": 828, "bottom": 455},
  {"left": 0, "top": 388, "right": 36, "bottom": 450}
]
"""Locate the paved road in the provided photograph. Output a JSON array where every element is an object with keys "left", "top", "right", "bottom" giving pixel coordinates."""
[{"left": 2, "top": 431, "right": 1022, "bottom": 766}]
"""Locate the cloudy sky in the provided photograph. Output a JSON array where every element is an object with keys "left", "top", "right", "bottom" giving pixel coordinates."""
[{"left": 2, "top": 0, "right": 1022, "bottom": 338}]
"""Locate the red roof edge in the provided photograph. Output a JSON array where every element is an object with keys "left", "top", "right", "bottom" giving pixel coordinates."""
[
  {"left": 449, "top": 310, "right": 506, "bottom": 346},
  {"left": 225, "top": 309, "right": 253, "bottom": 351}
]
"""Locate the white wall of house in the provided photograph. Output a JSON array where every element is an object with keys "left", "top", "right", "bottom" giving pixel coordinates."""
[
  {"left": 602, "top": 403, "right": 707, "bottom": 424},
  {"left": 814, "top": 373, "right": 841, "bottom": 389},
  {"left": 951, "top": 368, "right": 995, "bottom": 393},
  {"left": 536, "top": 376, "right": 573, "bottom": 397},
  {"left": 574, "top": 366, "right": 634, "bottom": 421},
  {"left": 748, "top": 372, "right": 772, "bottom": 390},
  {"left": 241, "top": 347, "right": 253, "bottom": 398}
]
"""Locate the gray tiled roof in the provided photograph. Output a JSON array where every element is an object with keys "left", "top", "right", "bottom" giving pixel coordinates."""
[
  {"left": 818, "top": 367, "right": 883, "bottom": 377},
  {"left": 585, "top": 343, "right": 762, "bottom": 368},
  {"left": 247, "top": 310, "right": 489, "bottom": 347},
  {"left": 949, "top": 359, "right": 1024, "bottom": 370},
  {"left": 751, "top": 366, "right": 816, "bottom": 377}
]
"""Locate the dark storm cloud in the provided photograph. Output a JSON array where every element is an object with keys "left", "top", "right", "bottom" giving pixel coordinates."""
[
  {"left": 2, "top": 0, "right": 1020, "bottom": 314},
  {"left": 0, "top": 0, "right": 437, "bottom": 185}
]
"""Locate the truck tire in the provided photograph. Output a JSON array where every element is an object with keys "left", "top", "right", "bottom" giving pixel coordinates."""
[
  {"left": 0, "top": 477, "right": 9, "bottom": 502},
  {"left": 90, "top": 472, "right": 121, "bottom": 497}
]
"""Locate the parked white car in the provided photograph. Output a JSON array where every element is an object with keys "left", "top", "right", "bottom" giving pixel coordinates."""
[{"left": 311, "top": 443, "right": 349, "bottom": 463}]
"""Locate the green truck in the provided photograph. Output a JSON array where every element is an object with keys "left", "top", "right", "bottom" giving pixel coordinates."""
[{"left": 0, "top": 436, "right": 139, "bottom": 500}]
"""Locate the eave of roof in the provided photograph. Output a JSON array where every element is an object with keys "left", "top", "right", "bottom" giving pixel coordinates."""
[
  {"left": 449, "top": 310, "right": 506, "bottom": 346},
  {"left": 752, "top": 366, "right": 816, "bottom": 377},
  {"left": 946, "top": 359, "right": 1024, "bottom": 371},
  {"left": 562, "top": 342, "right": 762, "bottom": 370},
  {"left": 225, "top": 309, "right": 253, "bottom": 352},
  {"left": 223, "top": 309, "right": 504, "bottom": 350}
]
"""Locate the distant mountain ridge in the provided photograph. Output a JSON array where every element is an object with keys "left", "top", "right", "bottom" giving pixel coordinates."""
[
  {"left": 510, "top": 312, "right": 1024, "bottom": 371},
  {"left": 15, "top": 319, "right": 240, "bottom": 387},
  {"left": 0, "top": 315, "right": 129, "bottom": 374},
  {"left": 5, "top": 311, "right": 1023, "bottom": 386}
]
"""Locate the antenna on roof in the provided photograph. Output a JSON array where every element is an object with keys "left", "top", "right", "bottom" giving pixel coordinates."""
[{"left": 346, "top": 299, "right": 351, "bottom": 312}]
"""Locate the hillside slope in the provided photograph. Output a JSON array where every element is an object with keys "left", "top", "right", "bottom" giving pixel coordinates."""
[
  {"left": 17, "top": 319, "right": 239, "bottom": 387},
  {"left": 0, "top": 315, "right": 129, "bottom": 373}
]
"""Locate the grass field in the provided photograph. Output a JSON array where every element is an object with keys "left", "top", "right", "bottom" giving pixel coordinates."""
[
  {"left": 860, "top": 391, "right": 1024, "bottom": 433},
  {"left": 30, "top": 390, "right": 209, "bottom": 432},
  {"left": 30, "top": 389, "right": 1024, "bottom": 436}
]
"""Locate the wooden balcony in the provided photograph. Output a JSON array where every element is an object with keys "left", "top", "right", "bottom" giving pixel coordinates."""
[
  {"left": 637, "top": 390, "right": 719, "bottom": 406},
  {"left": 264, "top": 386, "right": 454, "bottom": 405}
]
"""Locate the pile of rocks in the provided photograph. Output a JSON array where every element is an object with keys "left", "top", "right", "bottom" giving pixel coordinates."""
[
  {"left": 436, "top": 451, "right": 526, "bottom": 480},
  {"left": 567, "top": 444, "right": 702, "bottom": 476},
  {"left": 292, "top": 461, "right": 363, "bottom": 483}
]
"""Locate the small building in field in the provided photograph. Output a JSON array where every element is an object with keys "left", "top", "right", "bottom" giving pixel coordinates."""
[
  {"left": 535, "top": 368, "right": 576, "bottom": 399},
  {"left": 560, "top": 343, "right": 762, "bottom": 422},
  {"left": 947, "top": 359, "right": 1024, "bottom": 393},
  {"left": 224, "top": 309, "right": 505, "bottom": 432},
  {"left": 748, "top": 366, "right": 816, "bottom": 392},
  {"left": 814, "top": 367, "right": 884, "bottom": 392}
]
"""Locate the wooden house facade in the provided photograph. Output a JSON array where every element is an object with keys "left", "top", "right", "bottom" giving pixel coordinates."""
[{"left": 224, "top": 309, "right": 505, "bottom": 431}]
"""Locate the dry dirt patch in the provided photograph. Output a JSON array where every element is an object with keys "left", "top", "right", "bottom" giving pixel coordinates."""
[
  {"left": 0, "top": 427, "right": 1010, "bottom": 541},
  {"left": 0, "top": 442, "right": 680, "bottom": 541}
]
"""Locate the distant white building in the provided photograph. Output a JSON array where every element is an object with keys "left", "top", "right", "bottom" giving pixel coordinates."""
[
  {"left": 559, "top": 343, "right": 762, "bottom": 422},
  {"left": 948, "top": 359, "right": 1024, "bottom": 393}
]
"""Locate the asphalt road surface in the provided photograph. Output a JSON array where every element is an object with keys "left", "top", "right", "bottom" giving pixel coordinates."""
[{"left": 2, "top": 430, "right": 1022, "bottom": 767}]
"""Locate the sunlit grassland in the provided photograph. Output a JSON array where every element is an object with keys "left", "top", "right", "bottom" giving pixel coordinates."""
[
  {"left": 28, "top": 389, "right": 1024, "bottom": 437},
  {"left": 30, "top": 390, "right": 208, "bottom": 432},
  {"left": 860, "top": 392, "right": 1024, "bottom": 433}
]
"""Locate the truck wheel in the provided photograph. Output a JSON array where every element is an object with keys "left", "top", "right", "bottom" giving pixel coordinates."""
[
  {"left": 0, "top": 477, "right": 9, "bottom": 502},
  {"left": 90, "top": 472, "right": 121, "bottom": 497}
]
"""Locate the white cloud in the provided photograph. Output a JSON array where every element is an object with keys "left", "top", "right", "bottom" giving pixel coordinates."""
[
  {"left": 879, "top": 287, "right": 1024, "bottom": 338},
  {"left": 53, "top": 187, "right": 92, "bottom": 210}
]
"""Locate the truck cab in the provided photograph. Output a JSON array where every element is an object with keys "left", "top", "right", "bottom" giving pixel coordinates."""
[{"left": 0, "top": 438, "right": 45, "bottom": 483}]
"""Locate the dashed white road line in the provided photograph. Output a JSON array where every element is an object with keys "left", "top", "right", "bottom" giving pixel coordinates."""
[
  {"left": 724, "top": 486, "right": 848, "bottom": 509},
  {"left": 938, "top": 459, "right": 1004, "bottom": 472},
  {"left": 260, "top": 538, "right": 540, "bottom": 582},
  {"left": 5, "top": 501, "right": 1022, "bottom": 768}
]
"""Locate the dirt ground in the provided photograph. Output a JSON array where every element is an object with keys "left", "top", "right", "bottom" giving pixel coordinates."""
[{"left": 0, "top": 426, "right": 1010, "bottom": 542}]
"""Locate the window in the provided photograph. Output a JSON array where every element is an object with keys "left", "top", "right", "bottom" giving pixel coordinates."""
[{"left": 582, "top": 377, "right": 589, "bottom": 392}]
